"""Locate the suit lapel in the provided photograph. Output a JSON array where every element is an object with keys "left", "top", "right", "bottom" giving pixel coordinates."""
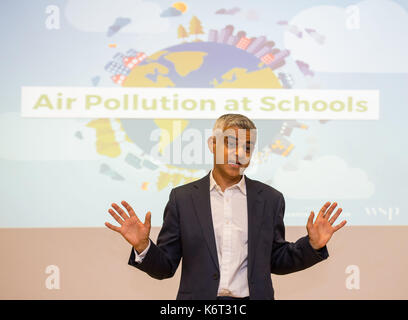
[
  {"left": 191, "top": 171, "right": 220, "bottom": 271},
  {"left": 245, "top": 176, "right": 265, "bottom": 280}
]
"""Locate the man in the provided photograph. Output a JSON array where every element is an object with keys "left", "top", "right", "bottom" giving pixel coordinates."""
[{"left": 105, "top": 113, "right": 346, "bottom": 300}]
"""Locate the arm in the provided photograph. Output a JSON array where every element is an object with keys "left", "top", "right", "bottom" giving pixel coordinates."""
[
  {"left": 128, "top": 189, "right": 182, "bottom": 280},
  {"left": 270, "top": 194, "right": 329, "bottom": 275}
]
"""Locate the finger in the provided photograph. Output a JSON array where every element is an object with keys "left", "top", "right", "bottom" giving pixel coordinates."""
[
  {"left": 105, "top": 222, "right": 120, "bottom": 232},
  {"left": 323, "top": 202, "right": 338, "bottom": 220},
  {"left": 316, "top": 201, "right": 331, "bottom": 219},
  {"left": 121, "top": 200, "right": 137, "bottom": 218},
  {"left": 307, "top": 211, "right": 315, "bottom": 228},
  {"left": 329, "top": 208, "right": 343, "bottom": 225},
  {"left": 144, "top": 211, "right": 152, "bottom": 229},
  {"left": 108, "top": 208, "right": 124, "bottom": 225},
  {"left": 333, "top": 220, "right": 347, "bottom": 232},
  {"left": 112, "top": 203, "right": 130, "bottom": 221}
]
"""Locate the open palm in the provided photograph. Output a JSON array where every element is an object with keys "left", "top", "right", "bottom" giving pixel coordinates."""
[
  {"left": 105, "top": 200, "right": 151, "bottom": 253},
  {"left": 307, "top": 201, "right": 347, "bottom": 250}
]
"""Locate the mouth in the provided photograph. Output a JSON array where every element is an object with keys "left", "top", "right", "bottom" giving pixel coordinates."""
[{"left": 228, "top": 161, "right": 242, "bottom": 169}]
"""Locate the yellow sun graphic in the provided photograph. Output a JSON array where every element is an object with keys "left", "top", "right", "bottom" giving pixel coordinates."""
[{"left": 172, "top": 2, "right": 187, "bottom": 13}]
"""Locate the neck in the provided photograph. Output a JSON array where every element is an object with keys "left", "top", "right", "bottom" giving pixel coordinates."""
[{"left": 211, "top": 167, "right": 242, "bottom": 192}]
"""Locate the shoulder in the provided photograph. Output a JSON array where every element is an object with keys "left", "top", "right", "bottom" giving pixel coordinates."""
[
  {"left": 246, "top": 176, "right": 284, "bottom": 200},
  {"left": 168, "top": 174, "right": 206, "bottom": 199}
]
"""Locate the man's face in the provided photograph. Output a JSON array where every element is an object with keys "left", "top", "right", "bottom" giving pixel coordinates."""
[{"left": 210, "top": 126, "right": 256, "bottom": 178}]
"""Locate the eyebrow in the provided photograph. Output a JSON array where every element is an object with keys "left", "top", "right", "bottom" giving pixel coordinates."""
[{"left": 226, "top": 135, "right": 255, "bottom": 145}]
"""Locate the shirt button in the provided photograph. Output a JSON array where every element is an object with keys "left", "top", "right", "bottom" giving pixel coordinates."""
[{"left": 212, "top": 273, "right": 219, "bottom": 280}]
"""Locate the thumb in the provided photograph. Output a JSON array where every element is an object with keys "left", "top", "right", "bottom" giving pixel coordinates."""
[
  {"left": 144, "top": 211, "right": 152, "bottom": 229},
  {"left": 307, "top": 211, "right": 315, "bottom": 229}
]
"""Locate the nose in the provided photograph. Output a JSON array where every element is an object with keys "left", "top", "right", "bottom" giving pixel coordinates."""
[{"left": 235, "top": 145, "right": 249, "bottom": 164}]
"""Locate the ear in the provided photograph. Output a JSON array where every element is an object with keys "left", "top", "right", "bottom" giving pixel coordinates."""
[{"left": 207, "top": 136, "right": 215, "bottom": 154}]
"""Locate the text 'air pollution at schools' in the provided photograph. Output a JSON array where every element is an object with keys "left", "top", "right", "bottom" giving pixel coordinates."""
[{"left": 21, "top": 87, "right": 379, "bottom": 119}]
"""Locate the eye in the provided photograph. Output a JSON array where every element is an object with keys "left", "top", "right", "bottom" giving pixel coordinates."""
[{"left": 226, "top": 139, "right": 236, "bottom": 148}]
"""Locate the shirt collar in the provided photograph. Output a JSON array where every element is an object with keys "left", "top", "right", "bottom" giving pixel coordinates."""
[{"left": 209, "top": 169, "right": 247, "bottom": 195}]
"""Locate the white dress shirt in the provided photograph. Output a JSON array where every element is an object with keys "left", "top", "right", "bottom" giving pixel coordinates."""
[
  {"left": 209, "top": 169, "right": 249, "bottom": 298},
  {"left": 134, "top": 169, "right": 249, "bottom": 298}
]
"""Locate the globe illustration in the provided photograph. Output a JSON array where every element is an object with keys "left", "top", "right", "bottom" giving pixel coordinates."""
[{"left": 119, "top": 41, "right": 286, "bottom": 171}]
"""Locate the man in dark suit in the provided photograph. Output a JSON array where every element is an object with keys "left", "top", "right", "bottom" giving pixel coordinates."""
[{"left": 105, "top": 114, "right": 346, "bottom": 300}]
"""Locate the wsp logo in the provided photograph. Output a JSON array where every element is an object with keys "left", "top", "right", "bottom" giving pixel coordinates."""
[{"left": 364, "top": 207, "right": 400, "bottom": 221}]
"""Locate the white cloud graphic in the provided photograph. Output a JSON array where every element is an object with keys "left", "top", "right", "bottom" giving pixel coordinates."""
[
  {"left": 65, "top": 0, "right": 170, "bottom": 34},
  {"left": 274, "top": 155, "right": 375, "bottom": 199},
  {"left": 284, "top": 0, "right": 408, "bottom": 72},
  {"left": 0, "top": 112, "right": 101, "bottom": 161}
]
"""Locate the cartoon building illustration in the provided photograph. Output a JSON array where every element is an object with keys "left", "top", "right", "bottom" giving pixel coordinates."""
[
  {"left": 208, "top": 29, "right": 218, "bottom": 42},
  {"left": 104, "top": 61, "right": 131, "bottom": 76},
  {"left": 218, "top": 25, "right": 234, "bottom": 43},
  {"left": 254, "top": 45, "right": 274, "bottom": 58},
  {"left": 246, "top": 36, "right": 267, "bottom": 54},
  {"left": 260, "top": 53, "right": 275, "bottom": 65},
  {"left": 268, "top": 49, "right": 290, "bottom": 70},
  {"left": 236, "top": 36, "right": 252, "bottom": 50},
  {"left": 113, "top": 52, "right": 125, "bottom": 63},
  {"left": 226, "top": 35, "right": 239, "bottom": 45},
  {"left": 200, "top": 25, "right": 290, "bottom": 71},
  {"left": 123, "top": 52, "right": 147, "bottom": 69},
  {"left": 106, "top": 26, "right": 291, "bottom": 85},
  {"left": 111, "top": 74, "right": 127, "bottom": 85},
  {"left": 126, "top": 49, "right": 138, "bottom": 56},
  {"left": 106, "top": 50, "right": 146, "bottom": 83}
]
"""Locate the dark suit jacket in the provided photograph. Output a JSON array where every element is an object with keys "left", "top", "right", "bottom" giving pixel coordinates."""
[{"left": 128, "top": 171, "right": 329, "bottom": 300}]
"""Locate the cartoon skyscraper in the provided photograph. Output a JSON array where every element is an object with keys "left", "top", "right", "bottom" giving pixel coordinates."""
[
  {"left": 113, "top": 52, "right": 125, "bottom": 63},
  {"left": 268, "top": 49, "right": 290, "bottom": 70},
  {"left": 233, "top": 31, "right": 247, "bottom": 47},
  {"left": 126, "top": 49, "right": 138, "bottom": 57},
  {"left": 123, "top": 57, "right": 137, "bottom": 69},
  {"left": 226, "top": 35, "right": 239, "bottom": 45},
  {"left": 208, "top": 29, "right": 218, "bottom": 42},
  {"left": 236, "top": 37, "right": 252, "bottom": 50},
  {"left": 254, "top": 45, "right": 273, "bottom": 58},
  {"left": 136, "top": 52, "right": 147, "bottom": 62},
  {"left": 123, "top": 52, "right": 147, "bottom": 69},
  {"left": 218, "top": 25, "right": 234, "bottom": 43},
  {"left": 261, "top": 53, "right": 275, "bottom": 65},
  {"left": 236, "top": 31, "right": 246, "bottom": 39},
  {"left": 104, "top": 61, "right": 131, "bottom": 76},
  {"left": 246, "top": 36, "right": 267, "bottom": 54},
  {"left": 111, "top": 74, "right": 127, "bottom": 85}
]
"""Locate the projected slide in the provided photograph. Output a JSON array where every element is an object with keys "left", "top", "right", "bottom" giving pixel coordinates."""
[{"left": 1, "top": 0, "right": 407, "bottom": 228}]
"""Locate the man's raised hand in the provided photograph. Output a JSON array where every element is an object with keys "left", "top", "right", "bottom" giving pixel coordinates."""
[
  {"left": 306, "top": 201, "right": 347, "bottom": 250},
  {"left": 105, "top": 200, "right": 151, "bottom": 253}
]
